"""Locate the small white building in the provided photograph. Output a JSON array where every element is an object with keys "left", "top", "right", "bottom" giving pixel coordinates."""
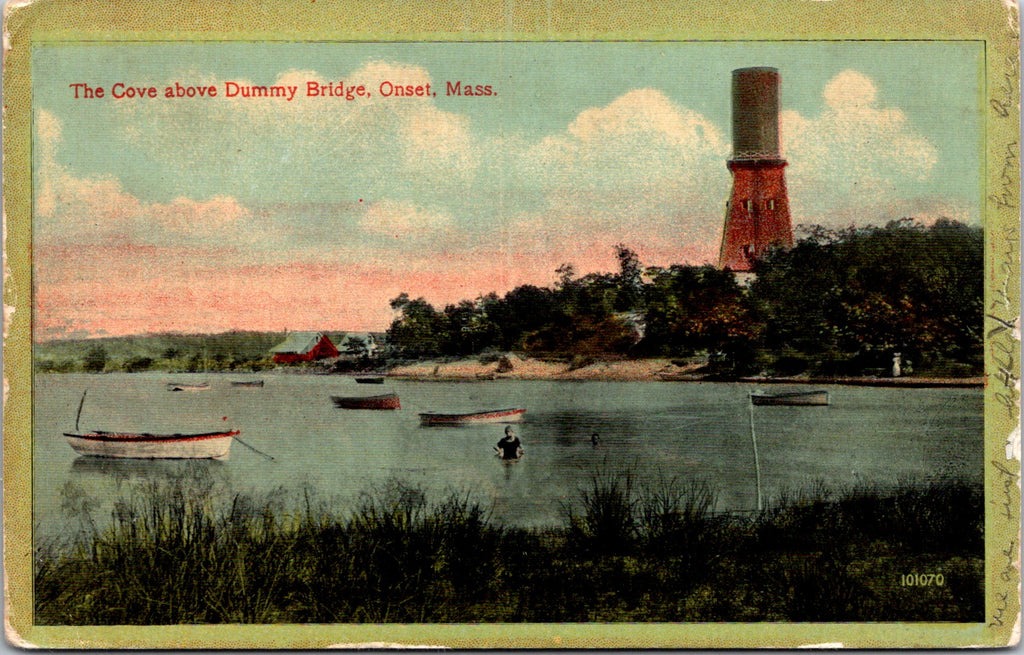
[{"left": 337, "top": 332, "right": 379, "bottom": 358}]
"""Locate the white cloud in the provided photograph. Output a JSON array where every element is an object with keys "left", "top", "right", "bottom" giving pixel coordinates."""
[
  {"left": 38, "top": 69, "right": 967, "bottom": 280},
  {"left": 782, "top": 70, "right": 941, "bottom": 225},
  {"left": 506, "top": 89, "right": 730, "bottom": 266},
  {"left": 112, "top": 62, "right": 478, "bottom": 203},
  {"left": 35, "top": 110, "right": 258, "bottom": 248}
]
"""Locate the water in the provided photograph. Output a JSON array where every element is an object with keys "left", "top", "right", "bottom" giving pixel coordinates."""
[{"left": 33, "top": 373, "right": 983, "bottom": 539}]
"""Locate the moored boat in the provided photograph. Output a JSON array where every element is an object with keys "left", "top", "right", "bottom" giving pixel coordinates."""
[
  {"left": 167, "top": 382, "right": 211, "bottom": 392},
  {"left": 354, "top": 376, "right": 386, "bottom": 384},
  {"left": 750, "top": 390, "right": 830, "bottom": 406},
  {"left": 230, "top": 380, "right": 264, "bottom": 388},
  {"left": 63, "top": 429, "right": 238, "bottom": 460},
  {"left": 331, "top": 392, "right": 401, "bottom": 409},
  {"left": 420, "top": 408, "right": 526, "bottom": 426}
]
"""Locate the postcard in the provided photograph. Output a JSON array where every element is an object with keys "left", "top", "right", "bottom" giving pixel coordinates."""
[{"left": 2, "top": 0, "right": 1020, "bottom": 648}]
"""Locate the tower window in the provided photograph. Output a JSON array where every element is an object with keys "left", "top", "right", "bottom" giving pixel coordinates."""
[
  {"left": 767, "top": 199, "right": 776, "bottom": 210},
  {"left": 744, "top": 200, "right": 753, "bottom": 212}
]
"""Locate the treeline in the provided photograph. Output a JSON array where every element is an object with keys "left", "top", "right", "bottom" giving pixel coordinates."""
[
  {"left": 36, "top": 472, "right": 983, "bottom": 623},
  {"left": 34, "top": 331, "right": 287, "bottom": 374},
  {"left": 387, "top": 219, "right": 983, "bottom": 377}
]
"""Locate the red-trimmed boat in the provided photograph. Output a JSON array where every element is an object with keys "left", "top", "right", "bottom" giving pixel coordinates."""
[
  {"left": 331, "top": 393, "right": 401, "bottom": 410},
  {"left": 419, "top": 408, "right": 526, "bottom": 426},
  {"left": 63, "top": 429, "right": 238, "bottom": 460}
]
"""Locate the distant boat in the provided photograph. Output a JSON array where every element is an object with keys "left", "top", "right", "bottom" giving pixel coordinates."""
[
  {"left": 331, "top": 392, "right": 401, "bottom": 410},
  {"left": 419, "top": 408, "right": 526, "bottom": 426},
  {"left": 230, "top": 380, "right": 264, "bottom": 388},
  {"left": 750, "top": 390, "right": 830, "bottom": 406},
  {"left": 354, "top": 376, "right": 386, "bottom": 384},
  {"left": 167, "top": 382, "right": 210, "bottom": 391},
  {"left": 64, "top": 429, "right": 238, "bottom": 460}
]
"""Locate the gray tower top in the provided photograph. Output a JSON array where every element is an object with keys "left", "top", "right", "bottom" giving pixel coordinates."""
[{"left": 731, "top": 67, "right": 783, "bottom": 162}]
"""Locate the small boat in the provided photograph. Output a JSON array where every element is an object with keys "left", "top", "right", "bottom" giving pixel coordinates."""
[
  {"left": 230, "top": 380, "right": 264, "bottom": 388},
  {"left": 63, "top": 429, "right": 238, "bottom": 460},
  {"left": 750, "top": 390, "right": 830, "bottom": 406},
  {"left": 331, "top": 392, "right": 401, "bottom": 410},
  {"left": 419, "top": 408, "right": 526, "bottom": 426},
  {"left": 167, "top": 382, "right": 210, "bottom": 392},
  {"left": 354, "top": 376, "right": 386, "bottom": 384}
]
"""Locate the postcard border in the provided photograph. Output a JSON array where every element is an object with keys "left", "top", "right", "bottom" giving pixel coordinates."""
[{"left": 3, "top": 0, "right": 1019, "bottom": 648}]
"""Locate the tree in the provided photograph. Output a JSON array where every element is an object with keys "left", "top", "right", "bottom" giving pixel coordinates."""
[
  {"left": 482, "top": 286, "right": 557, "bottom": 351},
  {"left": 387, "top": 294, "right": 446, "bottom": 357},
  {"left": 640, "top": 265, "right": 753, "bottom": 359},
  {"left": 442, "top": 300, "right": 499, "bottom": 356},
  {"left": 83, "top": 345, "right": 107, "bottom": 373},
  {"left": 751, "top": 219, "right": 983, "bottom": 375},
  {"left": 613, "top": 244, "right": 643, "bottom": 311}
]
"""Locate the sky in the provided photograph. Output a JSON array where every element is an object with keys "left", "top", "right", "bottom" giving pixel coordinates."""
[{"left": 32, "top": 41, "right": 984, "bottom": 339}]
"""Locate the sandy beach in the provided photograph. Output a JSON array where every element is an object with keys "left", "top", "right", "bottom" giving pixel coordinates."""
[{"left": 386, "top": 354, "right": 984, "bottom": 387}]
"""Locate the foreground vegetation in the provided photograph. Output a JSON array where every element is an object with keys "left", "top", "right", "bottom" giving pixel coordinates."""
[{"left": 37, "top": 472, "right": 983, "bottom": 624}]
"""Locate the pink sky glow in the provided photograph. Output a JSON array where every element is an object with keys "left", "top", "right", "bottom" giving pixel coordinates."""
[{"left": 34, "top": 240, "right": 713, "bottom": 340}]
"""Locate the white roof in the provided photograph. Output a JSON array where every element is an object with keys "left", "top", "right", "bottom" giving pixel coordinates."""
[
  {"left": 270, "top": 332, "right": 324, "bottom": 354},
  {"left": 339, "top": 332, "right": 375, "bottom": 344}
]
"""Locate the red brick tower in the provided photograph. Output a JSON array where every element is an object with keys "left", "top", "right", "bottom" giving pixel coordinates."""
[{"left": 718, "top": 67, "right": 793, "bottom": 272}]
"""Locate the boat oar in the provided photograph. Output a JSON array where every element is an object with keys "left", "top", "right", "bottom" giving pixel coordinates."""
[
  {"left": 75, "top": 390, "right": 88, "bottom": 432},
  {"left": 232, "top": 435, "right": 276, "bottom": 461}
]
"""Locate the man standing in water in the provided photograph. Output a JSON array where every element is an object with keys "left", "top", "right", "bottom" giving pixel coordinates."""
[{"left": 496, "top": 426, "right": 523, "bottom": 460}]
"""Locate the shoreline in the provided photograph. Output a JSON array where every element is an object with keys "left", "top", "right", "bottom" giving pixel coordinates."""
[
  {"left": 36, "top": 356, "right": 985, "bottom": 388},
  {"left": 384, "top": 356, "right": 984, "bottom": 388}
]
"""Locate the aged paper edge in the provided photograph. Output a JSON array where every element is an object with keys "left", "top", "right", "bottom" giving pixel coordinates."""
[{"left": 2, "top": 0, "right": 1020, "bottom": 648}]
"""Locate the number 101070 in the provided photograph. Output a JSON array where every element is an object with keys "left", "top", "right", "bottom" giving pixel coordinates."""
[{"left": 901, "top": 573, "right": 945, "bottom": 587}]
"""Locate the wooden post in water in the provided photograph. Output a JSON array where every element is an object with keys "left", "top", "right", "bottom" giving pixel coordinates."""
[
  {"left": 747, "top": 393, "right": 763, "bottom": 512},
  {"left": 75, "top": 390, "right": 88, "bottom": 432}
]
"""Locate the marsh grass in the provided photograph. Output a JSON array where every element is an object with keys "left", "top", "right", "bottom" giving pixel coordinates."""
[{"left": 35, "top": 471, "right": 983, "bottom": 624}]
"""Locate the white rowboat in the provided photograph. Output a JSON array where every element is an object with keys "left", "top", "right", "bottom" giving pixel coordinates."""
[
  {"left": 63, "top": 429, "right": 238, "bottom": 460},
  {"left": 420, "top": 408, "right": 526, "bottom": 426}
]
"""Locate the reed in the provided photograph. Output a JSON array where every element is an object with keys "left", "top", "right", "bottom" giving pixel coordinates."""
[{"left": 35, "top": 472, "right": 983, "bottom": 624}]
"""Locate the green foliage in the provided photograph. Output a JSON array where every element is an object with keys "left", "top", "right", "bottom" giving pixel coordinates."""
[
  {"left": 122, "top": 356, "right": 153, "bottom": 373},
  {"left": 385, "top": 221, "right": 981, "bottom": 376},
  {"left": 82, "top": 345, "right": 107, "bottom": 373},
  {"left": 566, "top": 468, "right": 638, "bottom": 556},
  {"left": 639, "top": 265, "right": 753, "bottom": 359},
  {"left": 752, "top": 219, "right": 983, "bottom": 375},
  {"left": 387, "top": 293, "right": 446, "bottom": 357},
  {"left": 35, "top": 475, "right": 983, "bottom": 625},
  {"left": 35, "top": 331, "right": 285, "bottom": 373}
]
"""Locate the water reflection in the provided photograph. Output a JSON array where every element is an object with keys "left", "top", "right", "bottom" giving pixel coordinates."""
[{"left": 69, "top": 456, "right": 228, "bottom": 485}]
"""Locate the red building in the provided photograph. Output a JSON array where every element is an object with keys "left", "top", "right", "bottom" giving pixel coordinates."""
[
  {"left": 270, "top": 332, "right": 339, "bottom": 363},
  {"left": 719, "top": 67, "right": 793, "bottom": 272}
]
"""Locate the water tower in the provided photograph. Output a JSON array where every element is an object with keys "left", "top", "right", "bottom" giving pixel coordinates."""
[{"left": 718, "top": 67, "right": 793, "bottom": 272}]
